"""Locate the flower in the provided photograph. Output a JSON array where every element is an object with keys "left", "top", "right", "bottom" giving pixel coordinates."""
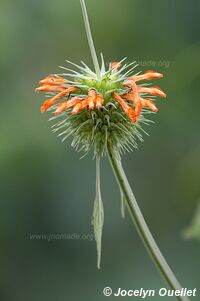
[
  {"left": 35, "top": 58, "right": 166, "bottom": 156},
  {"left": 35, "top": 0, "right": 168, "bottom": 271}
]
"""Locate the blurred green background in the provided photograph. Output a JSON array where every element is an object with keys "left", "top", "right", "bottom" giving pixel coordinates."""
[{"left": 0, "top": 0, "right": 200, "bottom": 300}]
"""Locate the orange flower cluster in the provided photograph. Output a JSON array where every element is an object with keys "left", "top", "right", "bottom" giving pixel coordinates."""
[
  {"left": 112, "top": 70, "right": 166, "bottom": 122},
  {"left": 35, "top": 64, "right": 166, "bottom": 122},
  {"left": 35, "top": 75, "right": 104, "bottom": 115}
]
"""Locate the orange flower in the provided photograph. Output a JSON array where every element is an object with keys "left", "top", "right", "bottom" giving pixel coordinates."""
[
  {"left": 39, "top": 75, "right": 67, "bottom": 86},
  {"left": 112, "top": 92, "right": 137, "bottom": 122},
  {"left": 54, "top": 97, "right": 83, "bottom": 115},
  {"left": 95, "top": 95, "right": 104, "bottom": 109},
  {"left": 36, "top": 63, "right": 166, "bottom": 122},
  {"left": 123, "top": 69, "right": 166, "bottom": 116}
]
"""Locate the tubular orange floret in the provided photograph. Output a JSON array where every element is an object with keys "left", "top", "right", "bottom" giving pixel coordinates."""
[
  {"left": 141, "top": 98, "right": 158, "bottom": 112},
  {"left": 54, "top": 101, "right": 68, "bottom": 115},
  {"left": 144, "top": 70, "right": 163, "bottom": 78},
  {"left": 39, "top": 75, "right": 66, "bottom": 86},
  {"left": 35, "top": 85, "right": 65, "bottom": 92},
  {"left": 134, "top": 101, "right": 143, "bottom": 115},
  {"left": 72, "top": 102, "right": 82, "bottom": 115},
  {"left": 123, "top": 93, "right": 142, "bottom": 116},
  {"left": 124, "top": 70, "right": 166, "bottom": 116},
  {"left": 86, "top": 89, "right": 96, "bottom": 110},
  {"left": 123, "top": 93, "right": 158, "bottom": 114},
  {"left": 40, "top": 100, "right": 52, "bottom": 113},
  {"left": 123, "top": 92, "right": 139, "bottom": 106},
  {"left": 123, "top": 93, "right": 134, "bottom": 101},
  {"left": 113, "top": 92, "right": 137, "bottom": 122},
  {"left": 95, "top": 95, "right": 104, "bottom": 109},
  {"left": 137, "top": 86, "right": 166, "bottom": 97},
  {"left": 124, "top": 80, "right": 141, "bottom": 105},
  {"left": 54, "top": 97, "right": 83, "bottom": 115},
  {"left": 130, "top": 70, "right": 163, "bottom": 82},
  {"left": 80, "top": 99, "right": 89, "bottom": 110},
  {"left": 124, "top": 79, "right": 139, "bottom": 99},
  {"left": 72, "top": 98, "right": 90, "bottom": 114},
  {"left": 127, "top": 108, "right": 138, "bottom": 122},
  {"left": 54, "top": 86, "right": 78, "bottom": 100},
  {"left": 40, "top": 86, "right": 78, "bottom": 113}
]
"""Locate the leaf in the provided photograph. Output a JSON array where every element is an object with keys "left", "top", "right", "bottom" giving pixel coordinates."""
[{"left": 92, "top": 194, "right": 104, "bottom": 269}]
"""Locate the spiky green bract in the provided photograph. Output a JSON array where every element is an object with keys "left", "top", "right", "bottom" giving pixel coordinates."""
[{"left": 49, "top": 57, "right": 153, "bottom": 157}]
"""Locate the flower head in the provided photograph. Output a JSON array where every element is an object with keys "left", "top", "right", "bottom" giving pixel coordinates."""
[{"left": 35, "top": 58, "right": 166, "bottom": 156}]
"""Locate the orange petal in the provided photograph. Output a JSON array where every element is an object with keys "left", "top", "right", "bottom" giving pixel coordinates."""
[
  {"left": 135, "top": 102, "right": 143, "bottom": 115},
  {"left": 127, "top": 108, "right": 138, "bottom": 122},
  {"left": 66, "top": 97, "right": 83, "bottom": 108},
  {"left": 39, "top": 75, "right": 66, "bottom": 86},
  {"left": 144, "top": 70, "right": 163, "bottom": 78},
  {"left": 141, "top": 98, "right": 158, "bottom": 112},
  {"left": 80, "top": 99, "right": 89, "bottom": 110},
  {"left": 72, "top": 102, "right": 82, "bottom": 115},
  {"left": 86, "top": 89, "right": 96, "bottom": 110},
  {"left": 54, "top": 97, "right": 82, "bottom": 114},
  {"left": 138, "top": 86, "right": 166, "bottom": 98},
  {"left": 54, "top": 101, "right": 68, "bottom": 115},
  {"left": 40, "top": 86, "right": 78, "bottom": 112},
  {"left": 88, "top": 97, "right": 95, "bottom": 110},
  {"left": 123, "top": 93, "right": 142, "bottom": 114},
  {"left": 123, "top": 93, "right": 139, "bottom": 105},
  {"left": 40, "top": 100, "right": 51, "bottom": 113},
  {"left": 123, "top": 93, "right": 134, "bottom": 101},
  {"left": 35, "top": 85, "right": 65, "bottom": 92},
  {"left": 113, "top": 92, "right": 137, "bottom": 122},
  {"left": 95, "top": 95, "right": 104, "bottom": 109},
  {"left": 124, "top": 78, "right": 141, "bottom": 104},
  {"left": 129, "top": 70, "right": 163, "bottom": 82}
]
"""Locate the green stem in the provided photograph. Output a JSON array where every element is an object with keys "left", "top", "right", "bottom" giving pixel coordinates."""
[
  {"left": 92, "top": 153, "right": 104, "bottom": 269},
  {"left": 80, "top": 0, "right": 101, "bottom": 79},
  {"left": 107, "top": 147, "right": 191, "bottom": 301}
]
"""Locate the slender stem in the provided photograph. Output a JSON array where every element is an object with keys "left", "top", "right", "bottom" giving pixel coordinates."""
[
  {"left": 107, "top": 147, "right": 191, "bottom": 301},
  {"left": 93, "top": 153, "right": 104, "bottom": 269},
  {"left": 80, "top": 0, "right": 101, "bottom": 79},
  {"left": 96, "top": 154, "right": 101, "bottom": 202}
]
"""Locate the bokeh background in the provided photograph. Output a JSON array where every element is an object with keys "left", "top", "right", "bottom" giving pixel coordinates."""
[{"left": 0, "top": 0, "right": 200, "bottom": 300}]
